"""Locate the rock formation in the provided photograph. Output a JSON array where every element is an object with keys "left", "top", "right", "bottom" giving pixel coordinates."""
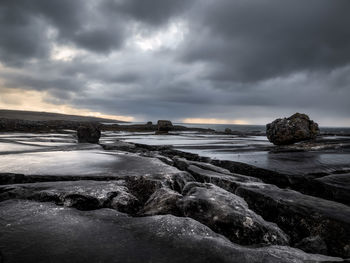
[
  {"left": 77, "top": 125, "right": 101, "bottom": 143},
  {"left": 225, "top": 128, "right": 232, "bottom": 134},
  {"left": 266, "top": 113, "right": 319, "bottom": 145},
  {"left": 156, "top": 120, "right": 173, "bottom": 134}
]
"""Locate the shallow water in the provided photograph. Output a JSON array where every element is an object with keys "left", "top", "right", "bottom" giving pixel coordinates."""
[
  {"left": 112, "top": 131, "right": 350, "bottom": 175},
  {"left": 1, "top": 131, "right": 350, "bottom": 177},
  {"left": 0, "top": 132, "right": 179, "bottom": 177}
]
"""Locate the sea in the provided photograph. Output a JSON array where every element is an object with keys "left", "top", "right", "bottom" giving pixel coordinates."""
[{"left": 115, "top": 122, "right": 350, "bottom": 134}]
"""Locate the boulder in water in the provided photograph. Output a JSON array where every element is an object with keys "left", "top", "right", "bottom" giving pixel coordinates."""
[
  {"left": 77, "top": 125, "right": 101, "bottom": 143},
  {"left": 266, "top": 113, "right": 319, "bottom": 145},
  {"left": 156, "top": 120, "right": 173, "bottom": 134}
]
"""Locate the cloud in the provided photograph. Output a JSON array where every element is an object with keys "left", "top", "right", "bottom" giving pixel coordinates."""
[
  {"left": 0, "top": 0, "right": 349, "bottom": 126},
  {"left": 178, "top": 0, "right": 350, "bottom": 82}
]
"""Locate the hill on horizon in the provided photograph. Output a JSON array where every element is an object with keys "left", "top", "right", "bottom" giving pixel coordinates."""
[{"left": 0, "top": 109, "right": 127, "bottom": 123}]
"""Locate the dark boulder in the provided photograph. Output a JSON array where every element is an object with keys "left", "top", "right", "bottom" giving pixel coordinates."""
[
  {"left": 224, "top": 128, "right": 232, "bottom": 134},
  {"left": 77, "top": 125, "right": 101, "bottom": 143},
  {"left": 156, "top": 120, "right": 173, "bottom": 134},
  {"left": 266, "top": 113, "right": 319, "bottom": 145}
]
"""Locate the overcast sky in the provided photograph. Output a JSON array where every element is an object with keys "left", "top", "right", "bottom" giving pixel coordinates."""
[{"left": 0, "top": 0, "right": 349, "bottom": 126}]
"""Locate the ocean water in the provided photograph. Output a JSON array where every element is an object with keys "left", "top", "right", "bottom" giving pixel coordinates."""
[
  {"left": 117, "top": 122, "right": 350, "bottom": 134},
  {"left": 177, "top": 123, "right": 265, "bottom": 132}
]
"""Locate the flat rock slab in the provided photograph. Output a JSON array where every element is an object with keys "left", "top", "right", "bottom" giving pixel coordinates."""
[
  {"left": 315, "top": 173, "right": 350, "bottom": 206},
  {"left": 186, "top": 163, "right": 261, "bottom": 193},
  {"left": 0, "top": 150, "right": 180, "bottom": 177},
  {"left": 0, "top": 180, "right": 135, "bottom": 210},
  {"left": 0, "top": 200, "right": 343, "bottom": 263},
  {"left": 236, "top": 183, "right": 350, "bottom": 258}
]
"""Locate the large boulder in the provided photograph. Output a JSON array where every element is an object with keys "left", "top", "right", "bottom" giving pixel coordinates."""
[
  {"left": 156, "top": 120, "right": 173, "bottom": 134},
  {"left": 77, "top": 125, "right": 101, "bottom": 143},
  {"left": 266, "top": 113, "right": 319, "bottom": 145}
]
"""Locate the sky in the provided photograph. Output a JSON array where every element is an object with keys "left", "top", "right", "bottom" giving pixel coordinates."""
[{"left": 0, "top": 0, "right": 350, "bottom": 126}]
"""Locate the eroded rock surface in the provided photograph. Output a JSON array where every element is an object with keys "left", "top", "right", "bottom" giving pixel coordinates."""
[
  {"left": 174, "top": 157, "right": 261, "bottom": 193},
  {"left": 236, "top": 182, "right": 350, "bottom": 258},
  {"left": 315, "top": 173, "right": 350, "bottom": 206},
  {"left": 0, "top": 180, "right": 134, "bottom": 211},
  {"left": 178, "top": 183, "right": 290, "bottom": 246},
  {"left": 0, "top": 200, "right": 343, "bottom": 263},
  {"left": 140, "top": 187, "right": 183, "bottom": 216}
]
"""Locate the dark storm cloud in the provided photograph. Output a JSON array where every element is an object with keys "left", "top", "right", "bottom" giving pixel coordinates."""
[
  {"left": 103, "top": 0, "right": 193, "bottom": 26},
  {"left": 0, "top": 0, "right": 350, "bottom": 125},
  {"left": 0, "top": 0, "right": 125, "bottom": 64},
  {"left": 0, "top": 1, "right": 49, "bottom": 65},
  {"left": 179, "top": 0, "right": 350, "bottom": 82}
]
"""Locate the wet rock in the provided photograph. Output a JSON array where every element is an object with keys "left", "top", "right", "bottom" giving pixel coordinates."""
[
  {"left": 63, "top": 194, "right": 100, "bottom": 210},
  {"left": 101, "top": 140, "right": 137, "bottom": 152},
  {"left": 178, "top": 183, "right": 290, "bottom": 246},
  {"left": 225, "top": 128, "right": 232, "bottom": 134},
  {"left": 235, "top": 182, "right": 350, "bottom": 257},
  {"left": 173, "top": 157, "right": 191, "bottom": 170},
  {"left": 125, "top": 176, "right": 163, "bottom": 204},
  {"left": 140, "top": 187, "right": 183, "bottom": 216},
  {"left": 315, "top": 173, "right": 350, "bottom": 206},
  {"left": 295, "top": 235, "right": 328, "bottom": 255},
  {"left": 155, "top": 154, "right": 174, "bottom": 166},
  {"left": 210, "top": 159, "right": 295, "bottom": 189},
  {"left": 0, "top": 180, "right": 132, "bottom": 211},
  {"left": 185, "top": 163, "right": 262, "bottom": 193},
  {"left": 266, "top": 113, "right": 319, "bottom": 145},
  {"left": 0, "top": 200, "right": 343, "bottom": 263},
  {"left": 109, "top": 191, "right": 141, "bottom": 214},
  {"left": 0, "top": 172, "right": 126, "bottom": 186},
  {"left": 156, "top": 120, "right": 173, "bottom": 134},
  {"left": 188, "top": 161, "right": 234, "bottom": 175},
  {"left": 77, "top": 125, "right": 101, "bottom": 143},
  {"left": 162, "top": 171, "right": 196, "bottom": 193},
  {"left": 0, "top": 149, "right": 181, "bottom": 179}
]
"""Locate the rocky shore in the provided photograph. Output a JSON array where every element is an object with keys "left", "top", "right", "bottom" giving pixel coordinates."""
[
  {"left": 0, "top": 127, "right": 349, "bottom": 262},
  {"left": 0, "top": 117, "right": 215, "bottom": 134}
]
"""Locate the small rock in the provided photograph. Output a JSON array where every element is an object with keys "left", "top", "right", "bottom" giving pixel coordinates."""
[
  {"left": 225, "top": 128, "right": 232, "bottom": 134},
  {"left": 110, "top": 191, "right": 141, "bottom": 214},
  {"left": 77, "top": 125, "right": 101, "bottom": 143},
  {"left": 156, "top": 120, "right": 173, "bottom": 134},
  {"left": 266, "top": 113, "right": 319, "bottom": 145}
]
